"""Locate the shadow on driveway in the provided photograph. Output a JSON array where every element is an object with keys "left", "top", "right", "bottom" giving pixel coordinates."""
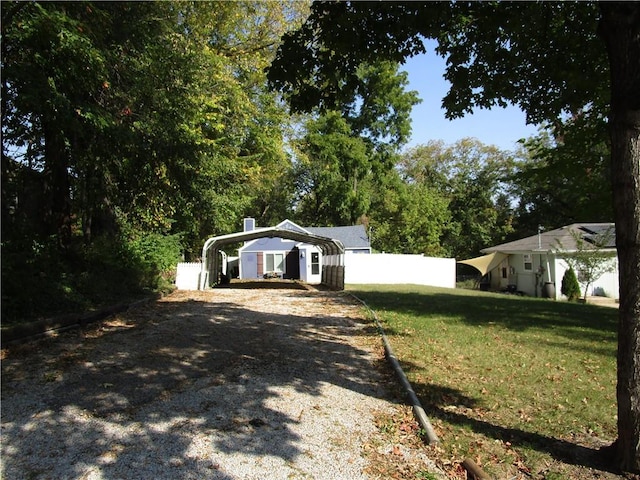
[{"left": 1, "top": 290, "right": 393, "bottom": 479}]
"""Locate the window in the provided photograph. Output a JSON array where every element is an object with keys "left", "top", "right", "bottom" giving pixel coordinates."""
[
  {"left": 265, "top": 253, "right": 284, "bottom": 273},
  {"left": 523, "top": 253, "right": 533, "bottom": 271},
  {"left": 311, "top": 252, "right": 320, "bottom": 275}
]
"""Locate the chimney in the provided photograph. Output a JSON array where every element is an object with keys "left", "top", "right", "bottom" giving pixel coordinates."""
[{"left": 243, "top": 217, "right": 255, "bottom": 232}]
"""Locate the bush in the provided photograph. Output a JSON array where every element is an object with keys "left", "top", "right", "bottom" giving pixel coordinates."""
[
  {"left": 125, "top": 233, "right": 182, "bottom": 291},
  {"left": 561, "top": 267, "right": 581, "bottom": 301},
  {"left": 1, "top": 231, "right": 182, "bottom": 325}
]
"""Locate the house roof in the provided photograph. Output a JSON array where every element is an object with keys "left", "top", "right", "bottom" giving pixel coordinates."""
[
  {"left": 305, "top": 225, "right": 370, "bottom": 250},
  {"left": 235, "top": 219, "right": 370, "bottom": 252},
  {"left": 481, "top": 223, "right": 616, "bottom": 254}
]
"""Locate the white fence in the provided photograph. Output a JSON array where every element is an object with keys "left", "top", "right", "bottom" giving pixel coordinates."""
[
  {"left": 175, "top": 262, "right": 202, "bottom": 290},
  {"left": 344, "top": 252, "right": 456, "bottom": 288}
]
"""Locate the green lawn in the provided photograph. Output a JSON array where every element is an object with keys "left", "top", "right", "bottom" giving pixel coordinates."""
[{"left": 347, "top": 284, "right": 619, "bottom": 479}]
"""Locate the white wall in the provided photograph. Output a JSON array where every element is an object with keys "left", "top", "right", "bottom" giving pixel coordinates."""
[
  {"left": 486, "top": 253, "right": 620, "bottom": 299},
  {"left": 177, "top": 253, "right": 457, "bottom": 290},
  {"left": 344, "top": 252, "right": 456, "bottom": 288}
]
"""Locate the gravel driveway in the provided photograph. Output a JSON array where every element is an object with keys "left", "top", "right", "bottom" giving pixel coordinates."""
[{"left": 1, "top": 285, "right": 440, "bottom": 479}]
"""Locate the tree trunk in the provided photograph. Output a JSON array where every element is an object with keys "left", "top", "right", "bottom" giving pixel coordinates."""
[
  {"left": 43, "top": 121, "right": 72, "bottom": 249},
  {"left": 599, "top": 3, "right": 640, "bottom": 473}
]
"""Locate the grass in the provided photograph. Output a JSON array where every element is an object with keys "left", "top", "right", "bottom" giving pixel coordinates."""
[{"left": 347, "top": 284, "right": 620, "bottom": 479}]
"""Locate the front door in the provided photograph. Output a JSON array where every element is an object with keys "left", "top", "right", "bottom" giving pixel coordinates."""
[{"left": 284, "top": 247, "right": 300, "bottom": 279}]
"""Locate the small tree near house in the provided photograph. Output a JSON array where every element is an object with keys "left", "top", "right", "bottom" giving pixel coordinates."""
[
  {"left": 560, "top": 267, "right": 581, "bottom": 302},
  {"left": 556, "top": 228, "right": 617, "bottom": 302}
]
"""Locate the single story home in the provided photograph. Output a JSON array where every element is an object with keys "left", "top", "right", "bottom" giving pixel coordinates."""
[
  {"left": 459, "top": 223, "right": 619, "bottom": 300},
  {"left": 237, "top": 218, "right": 370, "bottom": 284}
]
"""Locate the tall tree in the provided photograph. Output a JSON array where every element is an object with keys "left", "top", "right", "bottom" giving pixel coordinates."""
[
  {"left": 512, "top": 115, "right": 613, "bottom": 237},
  {"left": 400, "top": 139, "right": 515, "bottom": 259},
  {"left": 342, "top": 60, "right": 421, "bottom": 170},
  {"left": 290, "top": 59, "right": 421, "bottom": 228},
  {"left": 269, "top": 1, "right": 640, "bottom": 472},
  {"left": 367, "top": 169, "right": 450, "bottom": 256},
  {"left": 1, "top": 1, "right": 309, "bottom": 318},
  {"left": 2, "top": 1, "right": 307, "bottom": 256},
  {"left": 293, "top": 111, "right": 370, "bottom": 226}
]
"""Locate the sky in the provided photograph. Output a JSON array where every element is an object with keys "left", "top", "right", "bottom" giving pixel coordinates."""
[{"left": 401, "top": 41, "right": 540, "bottom": 153}]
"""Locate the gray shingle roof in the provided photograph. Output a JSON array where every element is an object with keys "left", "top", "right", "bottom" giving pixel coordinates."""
[
  {"left": 482, "top": 223, "right": 616, "bottom": 254},
  {"left": 305, "top": 225, "right": 370, "bottom": 250}
]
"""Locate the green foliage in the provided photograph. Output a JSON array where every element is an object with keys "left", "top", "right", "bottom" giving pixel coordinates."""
[
  {"left": 1, "top": 227, "right": 182, "bottom": 324},
  {"left": 268, "top": 3, "right": 437, "bottom": 113},
  {"left": 293, "top": 111, "right": 371, "bottom": 226},
  {"left": 510, "top": 114, "right": 612, "bottom": 236},
  {"left": 346, "top": 60, "right": 421, "bottom": 153},
  {"left": 269, "top": 2, "right": 607, "bottom": 124},
  {"left": 1, "top": 1, "right": 308, "bottom": 319},
  {"left": 399, "top": 138, "right": 515, "bottom": 258},
  {"left": 367, "top": 170, "right": 450, "bottom": 256},
  {"left": 125, "top": 232, "right": 183, "bottom": 290},
  {"left": 560, "top": 267, "right": 581, "bottom": 302}
]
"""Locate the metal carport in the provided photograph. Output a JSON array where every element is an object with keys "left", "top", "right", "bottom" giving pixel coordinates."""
[{"left": 200, "top": 227, "right": 346, "bottom": 290}]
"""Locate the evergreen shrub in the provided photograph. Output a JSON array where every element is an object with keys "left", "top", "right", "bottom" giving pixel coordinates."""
[{"left": 561, "top": 267, "right": 581, "bottom": 301}]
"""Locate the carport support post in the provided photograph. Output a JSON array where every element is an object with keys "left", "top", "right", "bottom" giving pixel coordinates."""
[
  {"left": 200, "top": 238, "right": 214, "bottom": 290},
  {"left": 212, "top": 248, "right": 219, "bottom": 286}
]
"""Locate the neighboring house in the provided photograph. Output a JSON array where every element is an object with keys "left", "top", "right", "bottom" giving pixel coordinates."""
[
  {"left": 460, "top": 223, "right": 619, "bottom": 300},
  {"left": 237, "top": 218, "right": 370, "bottom": 284}
]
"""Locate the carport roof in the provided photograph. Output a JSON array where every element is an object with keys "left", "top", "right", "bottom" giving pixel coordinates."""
[{"left": 202, "top": 227, "right": 345, "bottom": 256}]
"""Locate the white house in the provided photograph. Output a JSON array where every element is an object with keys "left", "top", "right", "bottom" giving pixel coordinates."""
[
  {"left": 459, "top": 223, "right": 619, "bottom": 300},
  {"left": 237, "top": 218, "right": 370, "bottom": 284}
]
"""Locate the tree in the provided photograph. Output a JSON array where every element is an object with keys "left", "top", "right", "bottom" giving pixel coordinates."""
[
  {"left": 268, "top": 1, "right": 640, "bottom": 472},
  {"left": 399, "top": 139, "right": 515, "bottom": 259},
  {"left": 1, "top": 1, "right": 307, "bottom": 254},
  {"left": 511, "top": 115, "right": 613, "bottom": 237},
  {"left": 366, "top": 169, "right": 450, "bottom": 256},
  {"left": 561, "top": 267, "right": 581, "bottom": 302},
  {"left": 342, "top": 60, "right": 421, "bottom": 170},
  {"left": 0, "top": 1, "right": 308, "bottom": 317},
  {"left": 292, "top": 111, "right": 370, "bottom": 226},
  {"left": 290, "top": 60, "right": 421, "bottom": 228}
]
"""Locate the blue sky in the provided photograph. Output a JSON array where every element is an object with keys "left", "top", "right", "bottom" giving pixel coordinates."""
[{"left": 401, "top": 41, "right": 539, "bottom": 152}]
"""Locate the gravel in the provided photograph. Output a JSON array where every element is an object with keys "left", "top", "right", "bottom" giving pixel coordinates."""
[{"left": 1, "top": 286, "right": 434, "bottom": 480}]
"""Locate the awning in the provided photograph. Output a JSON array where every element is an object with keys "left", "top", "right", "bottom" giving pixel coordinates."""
[{"left": 457, "top": 252, "right": 508, "bottom": 276}]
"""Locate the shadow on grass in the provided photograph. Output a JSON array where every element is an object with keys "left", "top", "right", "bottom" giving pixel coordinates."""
[
  {"left": 423, "top": 381, "right": 617, "bottom": 474},
  {"left": 350, "top": 288, "right": 617, "bottom": 354},
  {"left": 1, "top": 293, "right": 391, "bottom": 479}
]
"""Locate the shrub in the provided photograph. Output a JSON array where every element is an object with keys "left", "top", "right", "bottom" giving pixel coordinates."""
[
  {"left": 125, "top": 233, "right": 182, "bottom": 291},
  {"left": 1, "top": 230, "right": 182, "bottom": 325},
  {"left": 561, "top": 267, "right": 581, "bottom": 301}
]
